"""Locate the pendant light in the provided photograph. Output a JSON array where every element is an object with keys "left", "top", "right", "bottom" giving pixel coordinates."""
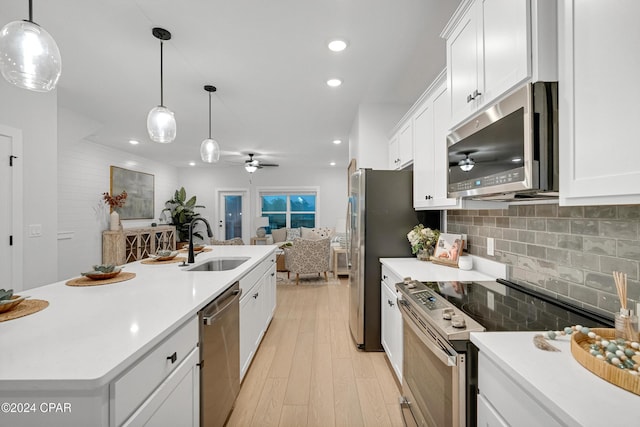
[
  {"left": 147, "top": 27, "right": 176, "bottom": 144},
  {"left": 0, "top": 0, "right": 61, "bottom": 92},
  {"left": 200, "top": 85, "right": 221, "bottom": 163}
]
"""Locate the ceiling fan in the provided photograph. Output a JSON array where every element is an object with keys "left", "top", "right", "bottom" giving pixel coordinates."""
[
  {"left": 449, "top": 151, "right": 477, "bottom": 172},
  {"left": 244, "top": 153, "right": 279, "bottom": 173}
]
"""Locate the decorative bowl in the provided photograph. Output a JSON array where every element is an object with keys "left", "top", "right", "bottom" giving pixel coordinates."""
[
  {"left": 0, "top": 295, "right": 27, "bottom": 313},
  {"left": 81, "top": 268, "right": 122, "bottom": 280},
  {"left": 150, "top": 250, "right": 179, "bottom": 261},
  {"left": 192, "top": 245, "right": 205, "bottom": 252}
]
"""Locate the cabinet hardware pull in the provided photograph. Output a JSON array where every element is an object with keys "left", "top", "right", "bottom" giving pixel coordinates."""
[
  {"left": 467, "top": 94, "right": 472, "bottom": 103},
  {"left": 271, "top": 272, "right": 275, "bottom": 276},
  {"left": 473, "top": 89, "right": 481, "bottom": 98},
  {"left": 253, "top": 292, "right": 259, "bottom": 299},
  {"left": 167, "top": 352, "right": 177, "bottom": 364},
  {"left": 388, "top": 299, "right": 394, "bottom": 307}
]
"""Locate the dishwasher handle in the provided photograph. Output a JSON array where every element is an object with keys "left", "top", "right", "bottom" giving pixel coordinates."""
[{"left": 202, "top": 288, "right": 242, "bottom": 326}]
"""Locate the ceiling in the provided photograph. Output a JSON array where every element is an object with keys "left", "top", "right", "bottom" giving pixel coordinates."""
[{"left": 3, "top": 0, "right": 460, "bottom": 170}]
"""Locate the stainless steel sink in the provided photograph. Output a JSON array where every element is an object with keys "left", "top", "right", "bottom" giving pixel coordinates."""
[{"left": 186, "top": 257, "right": 250, "bottom": 272}]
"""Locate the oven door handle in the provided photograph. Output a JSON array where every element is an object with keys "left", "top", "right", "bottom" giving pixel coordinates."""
[{"left": 399, "top": 302, "right": 457, "bottom": 367}]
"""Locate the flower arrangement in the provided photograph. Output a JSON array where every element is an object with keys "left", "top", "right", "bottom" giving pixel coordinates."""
[
  {"left": 407, "top": 224, "right": 440, "bottom": 255},
  {"left": 103, "top": 190, "right": 127, "bottom": 209}
]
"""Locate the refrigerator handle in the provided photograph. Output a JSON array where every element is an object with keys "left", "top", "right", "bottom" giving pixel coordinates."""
[{"left": 346, "top": 197, "right": 352, "bottom": 268}]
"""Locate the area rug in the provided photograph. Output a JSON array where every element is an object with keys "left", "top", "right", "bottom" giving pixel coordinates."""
[{"left": 276, "top": 271, "right": 341, "bottom": 286}]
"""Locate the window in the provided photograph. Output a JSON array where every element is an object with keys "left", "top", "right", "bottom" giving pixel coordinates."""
[{"left": 260, "top": 191, "right": 317, "bottom": 229}]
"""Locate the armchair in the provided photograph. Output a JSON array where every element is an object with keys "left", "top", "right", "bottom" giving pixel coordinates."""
[{"left": 283, "top": 237, "right": 331, "bottom": 285}]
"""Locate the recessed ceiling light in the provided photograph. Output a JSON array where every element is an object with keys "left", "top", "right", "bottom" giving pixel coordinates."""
[
  {"left": 189, "top": 161, "right": 196, "bottom": 166},
  {"left": 129, "top": 139, "right": 139, "bottom": 145},
  {"left": 333, "top": 139, "right": 342, "bottom": 145},
  {"left": 328, "top": 40, "right": 347, "bottom": 52},
  {"left": 330, "top": 162, "right": 336, "bottom": 166},
  {"left": 327, "top": 78, "right": 342, "bottom": 87}
]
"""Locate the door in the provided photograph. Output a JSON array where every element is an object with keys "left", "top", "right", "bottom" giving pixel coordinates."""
[
  {"left": 217, "top": 190, "right": 249, "bottom": 243},
  {"left": 0, "top": 125, "right": 23, "bottom": 292}
]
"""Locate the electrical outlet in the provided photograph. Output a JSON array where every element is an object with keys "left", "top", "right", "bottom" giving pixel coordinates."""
[
  {"left": 487, "top": 237, "right": 495, "bottom": 256},
  {"left": 461, "top": 234, "right": 468, "bottom": 250}
]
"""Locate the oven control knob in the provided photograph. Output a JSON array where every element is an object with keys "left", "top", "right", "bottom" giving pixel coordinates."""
[
  {"left": 442, "top": 308, "right": 454, "bottom": 320},
  {"left": 451, "top": 314, "right": 466, "bottom": 328}
]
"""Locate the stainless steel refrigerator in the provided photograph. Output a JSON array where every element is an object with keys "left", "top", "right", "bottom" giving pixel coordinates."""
[{"left": 347, "top": 169, "right": 440, "bottom": 351}]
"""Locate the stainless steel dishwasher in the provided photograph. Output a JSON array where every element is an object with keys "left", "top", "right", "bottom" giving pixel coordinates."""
[{"left": 199, "top": 281, "right": 242, "bottom": 427}]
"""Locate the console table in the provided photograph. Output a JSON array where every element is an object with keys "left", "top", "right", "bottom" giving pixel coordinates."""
[{"left": 103, "top": 225, "right": 176, "bottom": 265}]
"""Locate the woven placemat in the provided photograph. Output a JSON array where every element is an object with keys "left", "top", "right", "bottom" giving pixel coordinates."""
[
  {"left": 0, "top": 299, "right": 49, "bottom": 322},
  {"left": 66, "top": 272, "right": 136, "bottom": 287},
  {"left": 141, "top": 256, "right": 186, "bottom": 265}
]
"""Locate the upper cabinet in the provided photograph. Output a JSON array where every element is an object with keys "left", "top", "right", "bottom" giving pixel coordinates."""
[
  {"left": 413, "top": 74, "right": 461, "bottom": 209},
  {"left": 442, "top": 0, "right": 557, "bottom": 128},
  {"left": 388, "top": 121, "right": 413, "bottom": 170},
  {"left": 558, "top": 0, "right": 640, "bottom": 206}
]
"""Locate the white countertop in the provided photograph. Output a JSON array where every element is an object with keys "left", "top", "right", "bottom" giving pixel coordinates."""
[
  {"left": 380, "top": 255, "right": 506, "bottom": 282},
  {"left": 0, "top": 245, "right": 275, "bottom": 391},
  {"left": 472, "top": 332, "right": 640, "bottom": 425}
]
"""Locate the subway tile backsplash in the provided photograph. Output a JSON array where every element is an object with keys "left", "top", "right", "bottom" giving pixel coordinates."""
[{"left": 447, "top": 204, "right": 640, "bottom": 316}]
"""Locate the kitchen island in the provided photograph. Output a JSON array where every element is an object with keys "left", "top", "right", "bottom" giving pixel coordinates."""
[{"left": 0, "top": 244, "right": 276, "bottom": 427}]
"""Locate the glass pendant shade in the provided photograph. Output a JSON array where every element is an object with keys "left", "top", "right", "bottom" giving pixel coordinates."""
[
  {"left": 200, "top": 138, "right": 220, "bottom": 163},
  {"left": 0, "top": 20, "right": 61, "bottom": 92},
  {"left": 147, "top": 105, "right": 176, "bottom": 144}
]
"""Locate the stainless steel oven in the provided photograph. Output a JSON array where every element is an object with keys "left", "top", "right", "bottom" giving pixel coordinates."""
[{"left": 396, "top": 281, "right": 483, "bottom": 427}]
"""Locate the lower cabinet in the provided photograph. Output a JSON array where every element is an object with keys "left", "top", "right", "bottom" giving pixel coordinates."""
[
  {"left": 240, "top": 253, "right": 277, "bottom": 380},
  {"left": 380, "top": 265, "right": 403, "bottom": 383},
  {"left": 477, "top": 352, "right": 561, "bottom": 426},
  {"left": 112, "top": 316, "right": 200, "bottom": 427}
]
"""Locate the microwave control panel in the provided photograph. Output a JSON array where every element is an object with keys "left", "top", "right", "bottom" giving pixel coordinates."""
[{"left": 448, "top": 167, "right": 525, "bottom": 192}]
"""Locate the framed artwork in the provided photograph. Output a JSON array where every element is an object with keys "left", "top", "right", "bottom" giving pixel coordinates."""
[
  {"left": 431, "top": 233, "right": 463, "bottom": 266},
  {"left": 110, "top": 166, "right": 154, "bottom": 219}
]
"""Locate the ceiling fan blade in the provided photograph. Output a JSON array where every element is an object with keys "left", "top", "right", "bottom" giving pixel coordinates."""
[{"left": 259, "top": 162, "right": 279, "bottom": 167}]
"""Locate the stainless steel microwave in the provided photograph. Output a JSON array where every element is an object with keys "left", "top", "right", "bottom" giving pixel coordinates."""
[{"left": 447, "top": 82, "right": 558, "bottom": 200}]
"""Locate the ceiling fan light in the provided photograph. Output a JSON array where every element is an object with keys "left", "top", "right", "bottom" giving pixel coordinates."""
[
  {"left": 245, "top": 164, "right": 258, "bottom": 173},
  {"left": 200, "top": 138, "right": 220, "bottom": 163},
  {"left": 0, "top": 19, "right": 61, "bottom": 92},
  {"left": 458, "top": 157, "right": 475, "bottom": 172},
  {"left": 147, "top": 105, "right": 176, "bottom": 143}
]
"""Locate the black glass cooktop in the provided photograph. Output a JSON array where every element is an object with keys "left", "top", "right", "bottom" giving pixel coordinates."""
[{"left": 422, "top": 279, "right": 614, "bottom": 332}]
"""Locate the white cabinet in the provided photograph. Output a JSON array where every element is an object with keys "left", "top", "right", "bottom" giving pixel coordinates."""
[
  {"left": 388, "top": 135, "right": 399, "bottom": 169},
  {"left": 380, "top": 265, "right": 403, "bottom": 383},
  {"left": 558, "top": 0, "right": 640, "bottom": 206},
  {"left": 239, "top": 253, "right": 277, "bottom": 380},
  {"left": 389, "top": 120, "right": 413, "bottom": 170},
  {"left": 113, "top": 316, "right": 200, "bottom": 427},
  {"left": 477, "top": 352, "right": 562, "bottom": 427},
  {"left": 413, "top": 75, "right": 462, "bottom": 210},
  {"left": 443, "top": 0, "right": 556, "bottom": 128}
]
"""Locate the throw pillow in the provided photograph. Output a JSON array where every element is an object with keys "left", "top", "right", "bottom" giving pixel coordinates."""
[
  {"left": 272, "top": 228, "right": 287, "bottom": 243},
  {"left": 301, "top": 227, "right": 322, "bottom": 240},
  {"left": 286, "top": 228, "right": 301, "bottom": 241},
  {"left": 311, "top": 227, "right": 333, "bottom": 238}
]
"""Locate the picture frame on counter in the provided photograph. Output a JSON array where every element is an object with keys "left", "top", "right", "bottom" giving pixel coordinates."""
[{"left": 431, "top": 233, "right": 463, "bottom": 267}]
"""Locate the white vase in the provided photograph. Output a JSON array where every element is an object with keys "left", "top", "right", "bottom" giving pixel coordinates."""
[{"left": 110, "top": 211, "right": 120, "bottom": 231}]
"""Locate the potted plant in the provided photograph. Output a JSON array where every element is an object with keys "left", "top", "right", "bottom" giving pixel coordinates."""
[{"left": 163, "top": 187, "right": 205, "bottom": 245}]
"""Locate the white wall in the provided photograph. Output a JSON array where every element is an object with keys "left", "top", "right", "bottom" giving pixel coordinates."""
[
  {"left": 349, "top": 103, "right": 408, "bottom": 170},
  {"left": 178, "top": 165, "right": 347, "bottom": 241},
  {"left": 57, "top": 108, "right": 178, "bottom": 280},
  {"left": 0, "top": 81, "right": 58, "bottom": 290}
]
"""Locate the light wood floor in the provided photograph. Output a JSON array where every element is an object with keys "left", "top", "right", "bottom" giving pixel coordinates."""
[{"left": 227, "top": 275, "right": 404, "bottom": 427}]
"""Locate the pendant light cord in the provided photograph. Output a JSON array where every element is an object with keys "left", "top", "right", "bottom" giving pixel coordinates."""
[
  {"left": 208, "top": 92, "right": 212, "bottom": 138},
  {"left": 159, "top": 41, "right": 164, "bottom": 107},
  {"left": 28, "top": 0, "right": 33, "bottom": 22}
]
